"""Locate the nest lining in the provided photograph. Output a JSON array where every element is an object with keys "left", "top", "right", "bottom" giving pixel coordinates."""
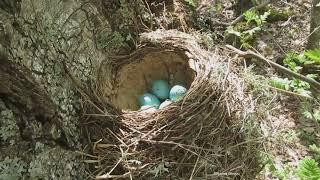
[
  {"left": 88, "top": 30, "right": 261, "bottom": 179},
  {"left": 110, "top": 50, "right": 195, "bottom": 111}
]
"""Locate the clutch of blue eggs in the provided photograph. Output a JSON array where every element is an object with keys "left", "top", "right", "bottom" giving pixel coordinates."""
[{"left": 138, "top": 80, "right": 187, "bottom": 111}]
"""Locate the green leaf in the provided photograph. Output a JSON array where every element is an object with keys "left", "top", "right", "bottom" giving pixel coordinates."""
[
  {"left": 289, "top": 79, "right": 310, "bottom": 90},
  {"left": 226, "top": 26, "right": 241, "bottom": 37},
  {"left": 244, "top": 10, "right": 258, "bottom": 24},
  {"left": 243, "top": 26, "right": 262, "bottom": 36},
  {"left": 283, "top": 51, "right": 307, "bottom": 71},
  {"left": 244, "top": 9, "right": 270, "bottom": 26},
  {"left": 309, "top": 144, "right": 320, "bottom": 161},
  {"left": 303, "top": 111, "right": 313, "bottom": 119},
  {"left": 304, "top": 49, "right": 320, "bottom": 63},
  {"left": 297, "top": 158, "right": 320, "bottom": 180},
  {"left": 259, "top": 11, "right": 271, "bottom": 25},
  {"left": 306, "top": 74, "right": 319, "bottom": 79},
  {"left": 297, "top": 54, "right": 308, "bottom": 64},
  {"left": 283, "top": 52, "right": 299, "bottom": 71},
  {"left": 270, "top": 77, "right": 291, "bottom": 90},
  {"left": 149, "top": 162, "right": 169, "bottom": 177},
  {"left": 309, "top": 144, "right": 320, "bottom": 155}
]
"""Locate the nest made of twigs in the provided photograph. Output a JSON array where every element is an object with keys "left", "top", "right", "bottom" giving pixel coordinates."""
[{"left": 83, "top": 30, "right": 260, "bottom": 179}]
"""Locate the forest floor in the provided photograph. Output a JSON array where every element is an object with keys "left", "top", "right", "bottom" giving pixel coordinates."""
[
  {"left": 206, "top": 0, "right": 320, "bottom": 179},
  {"left": 203, "top": 0, "right": 319, "bottom": 179}
]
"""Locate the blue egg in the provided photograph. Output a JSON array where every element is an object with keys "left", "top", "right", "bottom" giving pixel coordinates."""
[
  {"left": 138, "top": 93, "right": 161, "bottom": 109},
  {"left": 169, "top": 85, "right": 187, "bottom": 102},
  {"left": 151, "top": 80, "right": 170, "bottom": 100}
]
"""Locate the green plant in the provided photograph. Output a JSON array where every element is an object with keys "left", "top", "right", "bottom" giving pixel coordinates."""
[
  {"left": 270, "top": 77, "right": 291, "bottom": 90},
  {"left": 304, "top": 49, "right": 320, "bottom": 63},
  {"left": 283, "top": 50, "right": 320, "bottom": 72},
  {"left": 299, "top": 130, "right": 317, "bottom": 145},
  {"left": 262, "top": 153, "right": 295, "bottom": 179},
  {"left": 269, "top": 49, "right": 320, "bottom": 96},
  {"left": 273, "top": 164, "right": 293, "bottom": 179},
  {"left": 149, "top": 162, "right": 169, "bottom": 177},
  {"left": 309, "top": 144, "right": 320, "bottom": 161},
  {"left": 267, "top": 7, "right": 291, "bottom": 22},
  {"left": 302, "top": 109, "right": 320, "bottom": 123},
  {"left": 244, "top": 10, "right": 270, "bottom": 26},
  {"left": 226, "top": 10, "right": 270, "bottom": 49},
  {"left": 270, "top": 77, "right": 312, "bottom": 97},
  {"left": 296, "top": 158, "right": 320, "bottom": 180},
  {"left": 300, "top": 101, "right": 320, "bottom": 123},
  {"left": 264, "top": 154, "right": 320, "bottom": 179},
  {"left": 226, "top": 26, "right": 261, "bottom": 49},
  {"left": 283, "top": 51, "right": 306, "bottom": 72}
]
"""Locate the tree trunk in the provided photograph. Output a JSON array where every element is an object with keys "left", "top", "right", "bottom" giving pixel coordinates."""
[
  {"left": 307, "top": 0, "right": 320, "bottom": 49},
  {"left": 0, "top": 0, "right": 21, "bottom": 15},
  {"left": 0, "top": 53, "right": 65, "bottom": 145}
]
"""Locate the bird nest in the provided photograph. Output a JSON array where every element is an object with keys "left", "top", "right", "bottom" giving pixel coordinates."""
[
  {"left": 83, "top": 30, "right": 260, "bottom": 179},
  {"left": 99, "top": 49, "right": 196, "bottom": 111}
]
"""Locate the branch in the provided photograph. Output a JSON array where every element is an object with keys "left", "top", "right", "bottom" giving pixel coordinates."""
[
  {"left": 268, "top": 86, "right": 314, "bottom": 99},
  {"left": 225, "top": 45, "right": 320, "bottom": 91}
]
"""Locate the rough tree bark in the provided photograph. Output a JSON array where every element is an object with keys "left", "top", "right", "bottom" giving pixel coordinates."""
[
  {"left": 0, "top": 52, "right": 86, "bottom": 179},
  {"left": 0, "top": 52, "right": 66, "bottom": 145},
  {"left": 0, "top": 0, "right": 95, "bottom": 177},
  {"left": 0, "top": 0, "right": 21, "bottom": 15},
  {"left": 307, "top": 0, "right": 320, "bottom": 49}
]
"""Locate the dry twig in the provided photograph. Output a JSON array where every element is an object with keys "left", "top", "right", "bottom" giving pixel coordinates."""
[{"left": 225, "top": 44, "right": 320, "bottom": 91}]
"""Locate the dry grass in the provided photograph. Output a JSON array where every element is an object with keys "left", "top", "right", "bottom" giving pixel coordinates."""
[{"left": 80, "top": 30, "right": 262, "bottom": 179}]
